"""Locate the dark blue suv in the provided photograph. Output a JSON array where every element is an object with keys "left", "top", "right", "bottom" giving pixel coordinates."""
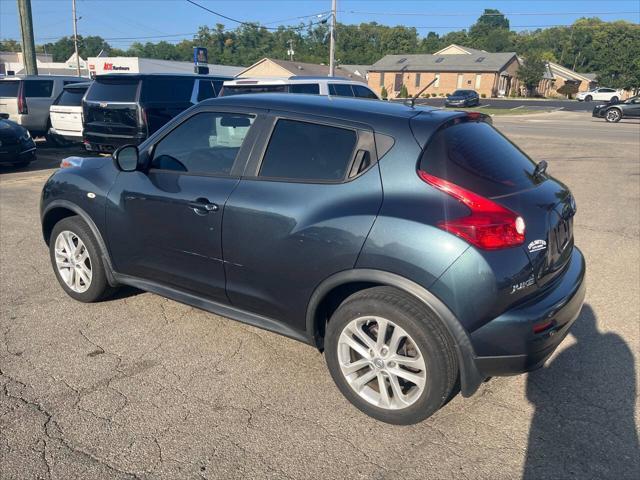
[{"left": 41, "top": 94, "right": 585, "bottom": 424}]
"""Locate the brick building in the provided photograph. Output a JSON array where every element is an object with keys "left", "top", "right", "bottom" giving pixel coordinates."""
[
  {"left": 368, "top": 44, "right": 520, "bottom": 99},
  {"left": 537, "top": 61, "right": 597, "bottom": 97},
  {"left": 237, "top": 57, "right": 367, "bottom": 81}
]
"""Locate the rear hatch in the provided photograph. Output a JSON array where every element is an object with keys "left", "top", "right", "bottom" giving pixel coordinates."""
[
  {"left": 83, "top": 77, "right": 141, "bottom": 144},
  {"left": 0, "top": 80, "right": 20, "bottom": 119},
  {"left": 417, "top": 116, "right": 576, "bottom": 292},
  {"left": 50, "top": 85, "right": 87, "bottom": 134}
]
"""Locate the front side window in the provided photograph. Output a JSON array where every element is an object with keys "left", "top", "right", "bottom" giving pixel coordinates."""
[
  {"left": 259, "top": 119, "right": 357, "bottom": 182},
  {"left": 24, "top": 80, "right": 53, "bottom": 98},
  {"left": 352, "top": 85, "right": 378, "bottom": 99},
  {"left": 328, "top": 83, "right": 354, "bottom": 97},
  {"left": 151, "top": 112, "right": 254, "bottom": 175}
]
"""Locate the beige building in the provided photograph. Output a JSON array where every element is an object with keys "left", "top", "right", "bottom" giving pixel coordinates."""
[
  {"left": 237, "top": 57, "right": 367, "bottom": 81},
  {"left": 537, "top": 62, "right": 597, "bottom": 97},
  {"left": 368, "top": 44, "right": 520, "bottom": 99}
]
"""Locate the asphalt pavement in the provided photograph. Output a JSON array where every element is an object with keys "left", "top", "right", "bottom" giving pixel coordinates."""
[
  {"left": 401, "top": 97, "right": 596, "bottom": 111},
  {"left": 1, "top": 111, "right": 638, "bottom": 479}
]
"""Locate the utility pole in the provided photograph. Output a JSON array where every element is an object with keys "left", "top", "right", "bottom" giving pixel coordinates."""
[
  {"left": 72, "top": 0, "right": 81, "bottom": 76},
  {"left": 16, "top": 0, "right": 38, "bottom": 75},
  {"left": 328, "top": 0, "right": 336, "bottom": 76}
]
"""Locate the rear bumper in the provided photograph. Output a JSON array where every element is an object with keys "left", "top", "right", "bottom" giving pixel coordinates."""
[
  {"left": 470, "top": 247, "right": 586, "bottom": 377},
  {"left": 49, "top": 127, "right": 83, "bottom": 142},
  {"left": 83, "top": 132, "right": 144, "bottom": 152}
]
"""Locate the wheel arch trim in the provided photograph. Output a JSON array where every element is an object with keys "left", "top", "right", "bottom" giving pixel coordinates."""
[
  {"left": 306, "top": 269, "right": 485, "bottom": 397},
  {"left": 41, "top": 200, "right": 118, "bottom": 286}
]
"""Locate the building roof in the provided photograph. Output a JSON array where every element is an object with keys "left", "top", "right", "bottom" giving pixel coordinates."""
[
  {"left": 237, "top": 58, "right": 366, "bottom": 80},
  {"left": 547, "top": 62, "right": 596, "bottom": 83},
  {"left": 338, "top": 64, "right": 370, "bottom": 78},
  {"left": 433, "top": 44, "right": 488, "bottom": 56},
  {"left": 370, "top": 50, "right": 518, "bottom": 73}
]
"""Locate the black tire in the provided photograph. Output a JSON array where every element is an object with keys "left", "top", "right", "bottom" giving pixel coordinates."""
[
  {"left": 324, "top": 286, "right": 458, "bottom": 425},
  {"left": 585, "top": 95, "right": 593, "bottom": 102},
  {"left": 605, "top": 108, "right": 622, "bottom": 123},
  {"left": 610, "top": 96, "right": 619, "bottom": 104},
  {"left": 49, "top": 216, "right": 116, "bottom": 302}
]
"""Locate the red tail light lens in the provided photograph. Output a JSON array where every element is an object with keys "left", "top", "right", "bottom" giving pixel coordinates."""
[
  {"left": 17, "top": 83, "right": 28, "bottom": 115},
  {"left": 418, "top": 170, "right": 525, "bottom": 250}
]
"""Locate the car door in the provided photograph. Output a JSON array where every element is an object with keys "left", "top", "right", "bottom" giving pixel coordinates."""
[
  {"left": 106, "top": 107, "right": 263, "bottom": 302},
  {"left": 23, "top": 79, "right": 54, "bottom": 131},
  {"left": 222, "top": 113, "right": 383, "bottom": 331}
]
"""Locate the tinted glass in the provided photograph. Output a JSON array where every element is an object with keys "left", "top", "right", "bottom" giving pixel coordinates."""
[
  {"left": 222, "top": 85, "right": 286, "bottom": 96},
  {"left": 151, "top": 112, "right": 254, "bottom": 175},
  {"left": 289, "top": 83, "right": 320, "bottom": 94},
  {"left": 452, "top": 90, "right": 469, "bottom": 96},
  {"left": 260, "top": 119, "right": 357, "bottom": 181},
  {"left": 0, "top": 81, "right": 19, "bottom": 97},
  {"left": 197, "top": 80, "right": 215, "bottom": 101},
  {"left": 420, "top": 121, "right": 537, "bottom": 197},
  {"left": 142, "top": 77, "right": 194, "bottom": 102},
  {"left": 54, "top": 87, "right": 87, "bottom": 106},
  {"left": 328, "top": 83, "right": 354, "bottom": 97},
  {"left": 86, "top": 79, "right": 139, "bottom": 102},
  {"left": 352, "top": 85, "right": 378, "bottom": 99},
  {"left": 24, "top": 80, "right": 53, "bottom": 98}
]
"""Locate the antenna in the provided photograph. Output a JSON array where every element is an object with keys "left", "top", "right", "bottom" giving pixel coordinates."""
[{"left": 406, "top": 77, "right": 437, "bottom": 108}]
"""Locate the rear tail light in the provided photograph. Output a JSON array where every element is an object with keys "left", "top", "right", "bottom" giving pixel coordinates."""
[
  {"left": 418, "top": 171, "right": 526, "bottom": 250},
  {"left": 17, "top": 83, "right": 28, "bottom": 115}
]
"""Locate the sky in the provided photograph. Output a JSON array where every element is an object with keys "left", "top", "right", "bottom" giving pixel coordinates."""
[{"left": 1, "top": 0, "right": 639, "bottom": 49}]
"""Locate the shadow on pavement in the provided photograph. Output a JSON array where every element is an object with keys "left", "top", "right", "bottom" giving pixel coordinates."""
[
  {"left": 0, "top": 140, "right": 102, "bottom": 175},
  {"left": 523, "top": 304, "right": 639, "bottom": 479}
]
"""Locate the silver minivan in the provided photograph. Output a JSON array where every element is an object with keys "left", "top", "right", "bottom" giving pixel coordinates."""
[{"left": 0, "top": 75, "right": 85, "bottom": 140}]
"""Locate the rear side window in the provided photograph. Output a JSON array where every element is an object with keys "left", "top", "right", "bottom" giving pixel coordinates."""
[
  {"left": 419, "top": 121, "right": 537, "bottom": 197},
  {"left": 289, "top": 83, "right": 320, "bottom": 94},
  {"left": 352, "top": 85, "right": 378, "bottom": 99},
  {"left": 0, "top": 81, "right": 19, "bottom": 97},
  {"left": 328, "top": 83, "right": 354, "bottom": 97},
  {"left": 142, "top": 77, "right": 195, "bottom": 102},
  {"left": 222, "top": 85, "right": 287, "bottom": 96},
  {"left": 24, "top": 80, "right": 53, "bottom": 98},
  {"left": 86, "top": 79, "right": 139, "bottom": 102},
  {"left": 54, "top": 88, "right": 87, "bottom": 106},
  {"left": 151, "top": 112, "right": 254, "bottom": 175},
  {"left": 259, "top": 119, "right": 357, "bottom": 181}
]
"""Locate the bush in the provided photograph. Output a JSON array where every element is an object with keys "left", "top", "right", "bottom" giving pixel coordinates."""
[
  {"left": 557, "top": 83, "right": 579, "bottom": 99},
  {"left": 380, "top": 86, "right": 388, "bottom": 100},
  {"left": 431, "top": 93, "right": 437, "bottom": 97},
  {"left": 439, "top": 92, "right": 445, "bottom": 97},
  {"left": 445, "top": 92, "right": 451, "bottom": 97},
  {"left": 399, "top": 84, "right": 409, "bottom": 98},
  {"left": 481, "top": 93, "right": 487, "bottom": 98}
]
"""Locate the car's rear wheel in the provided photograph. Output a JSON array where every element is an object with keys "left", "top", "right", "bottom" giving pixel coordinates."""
[
  {"left": 585, "top": 95, "right": 593, "bottom": 102},
  {"left": 49, "top": 216, "right": 115, "bottom": 302},
  {"left": 325, "top": 286, "right": 458, "bottom": 425},
  {"left": 605, "top": 108, "right": 622, "bottom": 123}
]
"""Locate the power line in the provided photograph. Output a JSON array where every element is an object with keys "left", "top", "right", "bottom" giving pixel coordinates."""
[{"left": 345, "top": 10, "right": 640, "bottom": 17}]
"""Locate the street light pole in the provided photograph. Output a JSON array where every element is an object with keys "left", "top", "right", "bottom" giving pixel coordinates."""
[
  {"left": 72, "top": 0, "right": 81, "bottom": 76},
  {"left": 328, "top": 0, "right": 336, "bottom": 76},
  {"left": 16, "top": 0, "right": 38, "bottom": 75}
]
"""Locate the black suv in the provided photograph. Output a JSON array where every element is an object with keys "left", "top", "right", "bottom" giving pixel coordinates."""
[
  {"left": 82, "top": 74, "right": 231, "bottom": 152},
  {"left": 41, "top": 94, "right": 585, "bottom": 424}
]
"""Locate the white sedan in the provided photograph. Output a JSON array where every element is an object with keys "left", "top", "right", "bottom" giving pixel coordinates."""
[{"left": 576, "top": 87, "right": 623, "bottom": 103}]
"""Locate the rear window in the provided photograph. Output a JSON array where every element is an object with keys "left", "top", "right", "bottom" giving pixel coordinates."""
[
  {"left": 419, "top": 121, "right": 537, "bottom": 197},
  {"left": 24, "top": 80, "right": 53, "bottom": 98},
  {"left": 259, "top": 119, "right": 357, "bottom": 181},
  {"left": 222, "top": 85, "right": 287, "bottom": 96},
  {"left": 54, "top": 87, "right": 87, "bottom": 106},
  {"left": 141, "top": 77, "right": 195, "bottom": 102},
  {"left": 328, "top": 83, "right": 354, "bottom": 97},
  {"left": 86, "top": 79, "right": 139, "bottom": 102},
  {"left": 289, "top": 83, "right": 320, "bottom": 94},
  {"left": 0, "top": 81, "right": 20, "bottom": 97}
]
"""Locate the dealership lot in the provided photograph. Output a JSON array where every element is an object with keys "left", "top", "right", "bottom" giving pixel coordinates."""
[{"left": 1, "top": 112, "right": 638, "bottom": 479}]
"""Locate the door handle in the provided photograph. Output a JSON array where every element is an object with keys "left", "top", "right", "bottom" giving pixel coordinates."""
[{"left": 187, "top": 199, "right": 219, "bottom": 213}]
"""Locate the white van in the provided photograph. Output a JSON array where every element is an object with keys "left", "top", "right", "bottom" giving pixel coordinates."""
[
  {"left": 0, "top": 75, "right": 85, "bottom": 140},
  {"left": 221, "top": 76, "right": 379, "bottom": 99},
  {"left": 49, "top": 82, "right": 91, "bottom": 144}
]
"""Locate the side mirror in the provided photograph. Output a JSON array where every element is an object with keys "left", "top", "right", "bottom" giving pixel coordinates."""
[{"left": 113, "top": 145, "right": 139, "bottom": 172}]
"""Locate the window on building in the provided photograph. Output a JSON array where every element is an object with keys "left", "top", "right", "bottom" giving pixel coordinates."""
[
  {"left": 475, "top": 74, "right": 482, "bottom": 89},
  {"left": 394, "top": 73, "right": 403, "bottom": 92},
  {"left": 415, "top": 73, "right": 421, "bottom": 88},
  {"left": 259, "top": 119, "right": 357, "bottom": 182},
  {"left": 151, "top": 112, "right": 255, "bottom": 175},
  {"left": 434, "top": 73, "right": 440, "bottom": 88},
  {"left": 379, "top": 72, "right": 385, "bottom": 86},
  {"left": 457, "top": 74, "right": 464, "bottom": 89}
]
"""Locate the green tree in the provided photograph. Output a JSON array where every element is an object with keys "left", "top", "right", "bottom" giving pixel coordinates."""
[
  {"left": 0, "top": 39, "right": 22, "bottom": 52},
  {"left": 399, "top": 84, "right": 408, "bottom": 98},
  {"left": 517, "top": 53, "right": 546, "bottom": 96},
  {"left": 380, "top": 85, "right": 388, "bottom": 100},
  {"left": 557, "top": 83, "right": 579, "bottom": 99}
]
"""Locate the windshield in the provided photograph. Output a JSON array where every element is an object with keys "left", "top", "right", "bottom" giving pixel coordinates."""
[{"left": 451, "top": 90, "right": 469, "bottom": 96}]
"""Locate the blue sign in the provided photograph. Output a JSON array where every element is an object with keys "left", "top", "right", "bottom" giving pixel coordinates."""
[{"left": 194, "top": 47, "right": 208, "bottom": 66}]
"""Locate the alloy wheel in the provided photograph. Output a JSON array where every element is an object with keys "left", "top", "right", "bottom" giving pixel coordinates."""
[
  {"left": 337, "top": 316, "right": 427, "bottom": 410},
  {"left": 606, "top": 110, "right": 621, "bottom": 122},
  {"left": 54, "top": 230, "right": 92, "bottom": 293}
]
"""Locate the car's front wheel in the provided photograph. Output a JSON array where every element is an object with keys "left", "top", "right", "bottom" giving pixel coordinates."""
[
  {"left": 49, "top": 216, "right": 115, "bottom": 302},
  {"left": 325, "top": 287, "right": 458, "bottom": 425},
  {"left": 584, "top": 95, "right": 593, "bottom": 102},
  {"left": 605, "top": 108, "right": 622, "bottom": 123}
]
